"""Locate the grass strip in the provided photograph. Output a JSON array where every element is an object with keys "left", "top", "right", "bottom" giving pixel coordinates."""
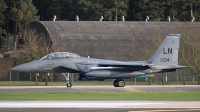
[{"left": 0, "top": 92, "right": 199, "bottom": 100}]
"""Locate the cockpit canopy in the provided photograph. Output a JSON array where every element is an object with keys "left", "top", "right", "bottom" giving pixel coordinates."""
[{"left": 40, "top": 52, "right": 80, "bottom": 60}]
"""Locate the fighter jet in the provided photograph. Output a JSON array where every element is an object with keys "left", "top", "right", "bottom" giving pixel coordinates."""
[{"left": 10, "top": 34, "right": 186, "bottom": 87}]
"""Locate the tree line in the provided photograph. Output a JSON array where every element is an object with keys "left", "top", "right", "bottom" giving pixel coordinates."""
[
  {"left": 1, "top": 0, "right": 200, "bottom": 52},
  {"left": 32, "top": 0, "right": 200, "bottom": 21}
]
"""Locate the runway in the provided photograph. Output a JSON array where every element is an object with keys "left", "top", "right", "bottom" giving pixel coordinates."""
[
  {"left": 0, "top": 100, "right": 200, "bottom": 112},
  {"left": 0, "top": 85, "right": 200, "bottom": 112},
  {"left": 0, "top": 85, "right": 199, "bottom": 93}
]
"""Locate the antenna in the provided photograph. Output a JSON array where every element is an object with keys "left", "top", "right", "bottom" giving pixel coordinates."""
[
  {"left": 53, "top": 15, "right": 57, "bottom": 21},
  {"left": 122, "top": 16, "right": 125, "bottom": 22},
  {"left": 76, "top": 15, "right": 79, "bottom": 21},
  {"left": 167, "top": 16, "right": 171, "bottom": 22},
  {"left": 146, "top": 16, "right": 149, "bottom": 22},
  {"left": 100, "top": 15, "right": 103, "bottom": 21}
]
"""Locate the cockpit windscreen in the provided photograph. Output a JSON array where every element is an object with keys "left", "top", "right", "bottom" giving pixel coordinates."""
[{"left": 40, "top": 52, "right": 80, "bottom": 60}]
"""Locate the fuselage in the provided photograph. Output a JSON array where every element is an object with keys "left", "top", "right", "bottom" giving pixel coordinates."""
[{"left": 10, "top": 56, "right": 173, "bottom": 79}]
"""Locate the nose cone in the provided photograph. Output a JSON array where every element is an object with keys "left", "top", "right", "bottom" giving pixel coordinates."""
[{"left": 10, "top": 63, "right": 31, "bottom": 72}]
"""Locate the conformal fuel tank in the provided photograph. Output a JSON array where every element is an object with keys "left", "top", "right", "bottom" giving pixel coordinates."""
[{"left": 85, "top": 70, "right": 145, "bottom": 78}]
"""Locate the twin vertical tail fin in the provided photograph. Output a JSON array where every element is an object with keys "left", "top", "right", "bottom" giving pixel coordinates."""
[{"left": 149, "top": 34, "right": 181, "bottom": 65}]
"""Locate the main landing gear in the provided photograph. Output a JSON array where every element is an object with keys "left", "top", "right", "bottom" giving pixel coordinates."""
[
  {"left": 113, "top": 79, "right": 125, "bottom": 87},
  {"left": 62, "top": 73, "right": 72, "bottom": 88}
]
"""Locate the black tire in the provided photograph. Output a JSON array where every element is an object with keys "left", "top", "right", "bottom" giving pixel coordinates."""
[
  {"left": 113, "top": 80, "right": 119, "bottom": 87},
  {"left": 117, "top": 80, "right": 125, "bottom": 87},
  {"left": 66, "top": 83, "right": 72, "bottom": 88}
]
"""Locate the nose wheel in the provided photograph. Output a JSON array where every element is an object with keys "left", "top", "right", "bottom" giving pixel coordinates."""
[
  {"left": 66, "top": 82, "right": 72, "bottom": 88},
  {"left": 62, "top": 73, "right": 72, "bottom": 88},
  {"left": 113, "top": 79, "right": 125, "bottom": 87}
]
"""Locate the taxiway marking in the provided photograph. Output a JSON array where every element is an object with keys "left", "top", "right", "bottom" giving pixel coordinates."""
[{"left": 124, "top": 86, "right": 146, "bottom": 92}]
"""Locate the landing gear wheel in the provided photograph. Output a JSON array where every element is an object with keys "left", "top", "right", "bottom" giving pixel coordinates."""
[
  {"left": 118, "top": 80, "right": 125, "bottom": 87},
  {"left": 113, "top": 80, "right": 119, "bottom": 87},
  {"left": 113, "top": 79, "right": 125, "bottom": 87},
  {"left": 66, "top": 83, "right": 72, "bottom": 88}
]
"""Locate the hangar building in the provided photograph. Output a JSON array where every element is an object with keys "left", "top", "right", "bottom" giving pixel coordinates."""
[{"left": 29, "top": 21, "right": 200, "bottom": 61}]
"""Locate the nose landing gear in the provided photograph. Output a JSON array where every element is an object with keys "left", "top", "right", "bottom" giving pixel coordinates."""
[{"left": 62, "top": 73, "right": 72, "bottom": 88}]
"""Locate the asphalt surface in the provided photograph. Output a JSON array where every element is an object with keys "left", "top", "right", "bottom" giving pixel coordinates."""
[
  {"left": 0, "top": 85, "right": 199, "bottom": 93},
  {"left": 0, "top": 100, "right": 200, "bottom": 112},
  {"left": 1, "top": 108, "right": 200, "bottom": 112},
  {"left": 0, "top": 85, "right": 200, "bottom": 112}
]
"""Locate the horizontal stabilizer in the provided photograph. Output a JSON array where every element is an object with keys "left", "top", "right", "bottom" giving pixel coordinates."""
[{"left": 161, "top": 65, "right": 188, "bottom": 70}]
